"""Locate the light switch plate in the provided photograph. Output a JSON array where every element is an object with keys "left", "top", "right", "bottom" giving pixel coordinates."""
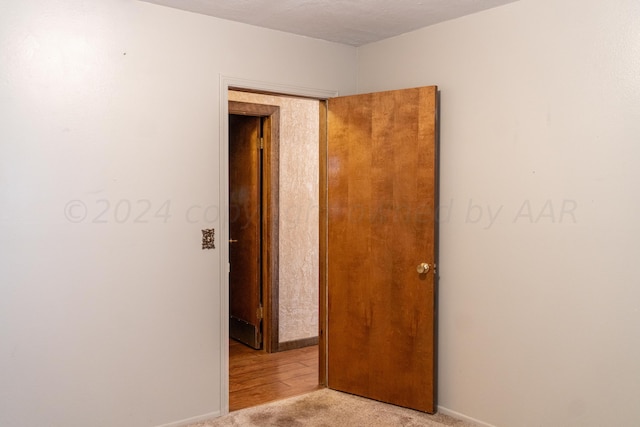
[{"left": 201, "top": 229, "right": 215, "bottom": 249}]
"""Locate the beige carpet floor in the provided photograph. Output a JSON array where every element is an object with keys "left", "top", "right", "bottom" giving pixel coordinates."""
[{"left": 187, "top": 389, "right": 476, "bottom": 427}]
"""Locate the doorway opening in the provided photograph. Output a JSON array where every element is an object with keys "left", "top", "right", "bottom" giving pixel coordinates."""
[
  {"left": 227, "top": 90, "right": 324, "bottom": 411},
  {"left": 220, "top": 76, "right": 338, "bottom": 415}
]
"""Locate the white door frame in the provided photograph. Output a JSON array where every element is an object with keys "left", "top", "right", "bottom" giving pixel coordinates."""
[{"left": 218, "top": 75, "right": 338, "bottom": 415}]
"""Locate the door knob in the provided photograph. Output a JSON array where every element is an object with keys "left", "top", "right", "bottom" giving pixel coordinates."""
[
  {"left": 229, "top": 239, "right": 238, "bottom": 243},
  {"left": 417, "top": 263, "right": 430, "bottom": 274}
]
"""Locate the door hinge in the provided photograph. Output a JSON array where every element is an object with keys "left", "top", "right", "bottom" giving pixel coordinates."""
[
  {"left": 257, "top": 305, "right": 263, "bottom": 320},
  {"left": 260, "top": 137, "right": 264, "bottom": 150}
]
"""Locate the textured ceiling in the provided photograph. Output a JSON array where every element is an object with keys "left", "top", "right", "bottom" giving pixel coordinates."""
[{"left": 140, "top": 0, "right": 520, "bottom": 46}]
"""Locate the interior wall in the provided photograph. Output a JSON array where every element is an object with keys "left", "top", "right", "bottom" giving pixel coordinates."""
[
  {"left": 228, "top": 91, "right": 319, "bottom": 343},
  {"left": 357, "top": 0, "right": 640, "bottom": 426},
  {"left": 0, "top": 1, "right": 356, "bottom": 426}
]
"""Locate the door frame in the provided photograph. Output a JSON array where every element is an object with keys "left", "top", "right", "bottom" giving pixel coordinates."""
[{"left": 219, "top": 75, "right": 337, "bottom": 415}]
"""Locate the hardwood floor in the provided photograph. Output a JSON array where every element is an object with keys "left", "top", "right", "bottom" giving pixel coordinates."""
[{"left": 229, "top": 339, "right": 321, "bottom": 411}]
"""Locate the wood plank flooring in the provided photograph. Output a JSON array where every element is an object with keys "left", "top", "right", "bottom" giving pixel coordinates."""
[{"left": 229, "top": 339, "right": 321, "bottom": 411}]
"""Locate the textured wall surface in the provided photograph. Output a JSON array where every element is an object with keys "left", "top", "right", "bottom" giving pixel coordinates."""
[{"left": 228, "top": 91, "right": 319, "bottom": 343}]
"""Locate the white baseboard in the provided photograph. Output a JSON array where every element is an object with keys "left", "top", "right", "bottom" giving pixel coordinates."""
[
  {"left": 437, "top": 405, "right": 498, "bottom": 427},
  {"left": 154, "top": 410, "right": 221, "bottom": 427}
]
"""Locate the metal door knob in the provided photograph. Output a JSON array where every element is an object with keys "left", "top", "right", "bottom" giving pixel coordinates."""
[
  {"left": 417, "top": 263, "right": 430, "bottom": 274},
  {"left": 229, "top": 239, "right": 238, "bottom": 243}
]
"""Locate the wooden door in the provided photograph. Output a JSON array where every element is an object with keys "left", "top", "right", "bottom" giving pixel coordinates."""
[
  {"left": 327, "top": 86, "right": 438, "bottom": 412},
  {"left": 229, "top": 114, "right": 262, "bottom": 349}
]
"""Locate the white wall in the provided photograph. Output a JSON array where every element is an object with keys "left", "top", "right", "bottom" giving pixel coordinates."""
[
  {"left": 357, "top": 0, "right": 640, "bottom": 426},
  {"left": 0, "top": 1, "right": 356, "bottom": 426}
]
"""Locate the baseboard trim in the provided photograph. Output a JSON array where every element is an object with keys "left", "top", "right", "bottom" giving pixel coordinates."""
[
  {"left": 277, "top": 336, "right": 319, "bottom": 352},
  {"left": 155, "top": 410, "right": 221, "bottom": 427},
  {"left": 437, "top": 405, "right": 497, "bottom": 427}
]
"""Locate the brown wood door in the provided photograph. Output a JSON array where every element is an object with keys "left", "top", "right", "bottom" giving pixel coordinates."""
[
  {"left": 229, "top": 114, "right": 262, "bottom": 349},
  {"left": 327, "top": 86, "right": 438, "bottom": 412}
]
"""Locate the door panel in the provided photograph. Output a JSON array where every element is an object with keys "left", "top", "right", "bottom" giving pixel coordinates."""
[
  {"left": 229, "top": 114, "right": 262, "bottom": 349},
  {"left": 327, "top": 86, "right": 438, "bottom": 412}
]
